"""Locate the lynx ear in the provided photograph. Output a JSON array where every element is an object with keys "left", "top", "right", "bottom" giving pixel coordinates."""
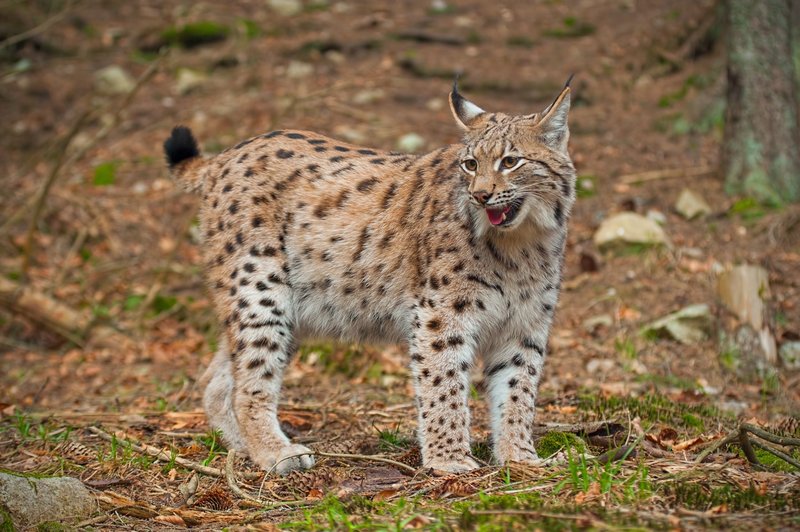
[
  {"left": 535, "top": 76, "right": 572, "bottom": 153},
  {"left": 449, "top": 80, "right": 486, "bottom": 131}
]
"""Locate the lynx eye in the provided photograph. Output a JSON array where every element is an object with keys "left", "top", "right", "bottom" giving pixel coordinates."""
[
  {"left": 462, "top": 159, "right": 478, "bottom": 172},
  {"left": 501, "top": 156, "right": 519, "bottom": 169}
]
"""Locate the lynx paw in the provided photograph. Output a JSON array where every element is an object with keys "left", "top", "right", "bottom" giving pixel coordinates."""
[
  {"left": 425, "top": 456, "right": 480, "bottom": 474},
  {"left": 252, "top": 444, "right": 316, "bottom": 475}
]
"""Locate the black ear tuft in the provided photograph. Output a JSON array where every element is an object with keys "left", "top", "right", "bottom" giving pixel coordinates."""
[
  {"left": 164, "top": 126, "right": 200, "bottom": 168},
  {"left": 563, "top": 73, "right": 575, "bottom": 88}
]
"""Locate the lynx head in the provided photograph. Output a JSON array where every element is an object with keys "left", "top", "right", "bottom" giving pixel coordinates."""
[{"left": 449, "top": 79, "right": 576, "bottom": 234}]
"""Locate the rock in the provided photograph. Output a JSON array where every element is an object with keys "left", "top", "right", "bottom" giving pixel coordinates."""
[
  {"left": 396, "top": 133, "right": 425, "bottom": 153},
  {"left": 0, "top": 473, "right": 96, "bottom": 529},
  {"left": 352, "top": 88, "right": 385, "bottom": 105},
  {"left": 267, "top": 0, "right": 303, "bottom": 16},
  {"left": 646, "top": 209, "right": 666, "bottom": 225},
  {"left": 94, "top": 65, "right": 135, "bottom": 95},
  {"left": 593, "top": 212, "right": 669, "bottom": 249},
  {"left": 586, "top": 358, "right": 615, "bottom": 373},
  {"left": 333, "top": 125, "right": 365, "bottom": 144},
  {"left": 175, "top": 68, "right": 207, "bottom": 95},
  {"left": 779, "top": 341, "right": 800, "bottom": 370},
  {"left": 640, "top": 304, "right": 713, "bottom": 344},
  {"left": 675, "top": 188, "right": 711, "bottom": 219},
  {"left": 286, "top": 60, "right": 314, "bottom": 79}
]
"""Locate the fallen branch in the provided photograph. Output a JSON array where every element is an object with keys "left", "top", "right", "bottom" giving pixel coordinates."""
[
  {"left": 694, "top": 423, "right": 800, "bottom": 470},
  {"left": 87, "top": 426, "right": 262, "bottom": 480},
  {"left": 0, "top": 276, "right": 128, "bottom": 347},
  {"left": 618, "top": 164, "right": 716, "bottom": 185}
]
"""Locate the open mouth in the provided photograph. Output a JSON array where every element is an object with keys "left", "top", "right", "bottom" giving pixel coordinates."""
[{"left": 485, "top": 199, "right": 523, "bottom": 227}]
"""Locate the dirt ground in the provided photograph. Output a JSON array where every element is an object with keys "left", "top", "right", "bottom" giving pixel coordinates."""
[{"left": 1, "top": 0, "right": 799, "bottom": 529}]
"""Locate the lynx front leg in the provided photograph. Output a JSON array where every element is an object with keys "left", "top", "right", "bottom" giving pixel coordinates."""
[
  {"left": 484, "top": 335, "right": 547, "bottom": 464},
  {"left": 228, "top": 257, "right": 314, "bottom": 475},
  {"left": 411, "top": 309, "right": 479, "bottom": 473}
]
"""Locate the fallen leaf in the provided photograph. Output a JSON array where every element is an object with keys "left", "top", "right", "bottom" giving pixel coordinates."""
[
  {"left": 673, "top": 436, "right": 706, "bottom": 452},
  {"left": 373, "top": 489, "right": 398, "bottom": 501}
]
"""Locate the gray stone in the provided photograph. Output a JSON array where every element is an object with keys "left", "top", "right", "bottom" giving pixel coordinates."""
[
  {"left": 175, "top": 68, "right": 207, "bottom": 95},
  {"left": 286, "top": 60, "right": 314, "bottom": 79},
  {"left": 268, "top": 0, "right": 303, "bottom": 16},
  {"left": 675, "top": 188, "right": 712, "bottom": 219},
  {"left": 641, "top": 304, "right": 713, "bottom": 344},
  {"left": 0, "top": 472, "right": 96, "bottom": 529},
  {"left": 779, "top": 341, "right": 800, "bottom": 370},
  {"left": 352, "top": 88, "right": 385, "bottom": 105},
  {"left": 593, "top": 212, "right": 669, "bottom": 249},
  {"left": 94, "top": 65, "right": 135, "bottom": 95},
  {"left": 396, "top": 133, "right": 425, "bottom": 153}
]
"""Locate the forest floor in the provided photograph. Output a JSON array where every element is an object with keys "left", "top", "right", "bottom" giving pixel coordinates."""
[{"left": 1, "top": 0, "right": 799, "bottom": 529}]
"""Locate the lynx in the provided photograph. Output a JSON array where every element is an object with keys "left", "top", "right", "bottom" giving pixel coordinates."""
[{"left": 164, "top": 80, "right": 575, "bottom": 474}]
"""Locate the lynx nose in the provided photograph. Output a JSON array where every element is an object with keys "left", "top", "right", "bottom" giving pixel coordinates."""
[{"left": 472, "top": 190, "right": 492, "bottom": 205}]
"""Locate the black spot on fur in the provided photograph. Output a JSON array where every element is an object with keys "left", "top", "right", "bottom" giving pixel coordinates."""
[
  {"left": 276, "top": 149, "right": 294, "bottom": 159},
  {"left": 286, "top": 132, "right": 306, "bottom": 139},
  {"left": 357, "top": 177, "right": 378, "bottom": 193}
]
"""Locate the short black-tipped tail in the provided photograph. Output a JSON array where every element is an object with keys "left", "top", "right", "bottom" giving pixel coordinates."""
[{"left": 164, "top": 126, "right": 200, "bottom": 168}]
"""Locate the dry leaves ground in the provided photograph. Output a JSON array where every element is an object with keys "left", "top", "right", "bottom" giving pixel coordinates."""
[{"left": 1, "top": 0, "right": 799, "bottom": 529}]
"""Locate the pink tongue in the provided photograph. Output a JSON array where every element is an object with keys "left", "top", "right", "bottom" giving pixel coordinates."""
[{"left": 486, "top": 206, "right": 510, "bottom": 226}]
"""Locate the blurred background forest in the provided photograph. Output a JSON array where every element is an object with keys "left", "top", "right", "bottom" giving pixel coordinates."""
[{"left": 0, "top": 0, "right": 799, "bottom": 529}]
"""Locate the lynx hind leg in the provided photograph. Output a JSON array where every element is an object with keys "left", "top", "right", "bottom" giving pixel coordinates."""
[{"left": 201, "top": 338, "right": 248, "bottom": 453}]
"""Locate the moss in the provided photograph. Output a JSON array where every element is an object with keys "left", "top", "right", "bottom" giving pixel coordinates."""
[
  {"left": 578, "top": 392, "right": 730, "bottom": 434},
  {"left": 161, "top": 21, "right": 229, "bottom": 48},
  {"left": 666, "top": 482, "right": 797, "bottom": 511},
  {"left": 36, "top": 523, "right": 70, "bottom": 532},
  {"left": 535, "top": 431, "right": 587, "bottom": 457},
  {"left": 0, "top": 506, "right": 15, "bottom": 532}
]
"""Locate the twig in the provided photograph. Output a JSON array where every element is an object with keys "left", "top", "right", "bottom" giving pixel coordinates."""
[
  {"left": 738, "top": 426, "right": 762, "bottom": 468},
  {"left": 86, "top": 426, "right": 261, "bottom": 480},
  {"left": 695, "top": 430, "right": 738, "bottom": 463},
  {"left": 618, "top": 164, "right": 716, "bottom": 185},
  {"left": 316, "top": 451, "right": 417, "bottom": 474},
  {"left": 741, "top": 423, "right": 800, "bottom": 447},
  {"left": 225, "top": 449, "right": 262, "bottom": 503},
  {"left": 0, "top": 0, "right": 77, "bottom": 49}
]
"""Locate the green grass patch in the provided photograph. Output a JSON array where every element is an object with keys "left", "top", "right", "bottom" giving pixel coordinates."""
[
  {"left": 576, "top": 175, "right": 597, "bottom": 198},
  {"left": 92, "top": 161, "right": 118, "bottom": 186},
  {"left": 729, "top": 196, "right": 772, "bottom": 221},
  {"left": 376, "top": 426, "right": 413, "bottom": 452},
  {"left": 543, "top": 17, "right": 596, "bottom": 38}
]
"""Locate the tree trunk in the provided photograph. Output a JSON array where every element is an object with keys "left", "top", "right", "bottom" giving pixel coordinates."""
[{"left": 723, "top": 0, "right": 800, "bottom": 204}]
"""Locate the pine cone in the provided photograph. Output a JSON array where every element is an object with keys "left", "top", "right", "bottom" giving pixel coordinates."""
[
  {"left": 193, "top": 486, "right": 234, "bottom": 511},
  {"left": 396, "top": 446, "right": 422, "bottom": 468}
]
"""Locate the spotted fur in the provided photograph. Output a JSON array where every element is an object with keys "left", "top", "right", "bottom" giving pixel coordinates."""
[{"left": 167, "top": 81, "right": 576, "bottom": 474}]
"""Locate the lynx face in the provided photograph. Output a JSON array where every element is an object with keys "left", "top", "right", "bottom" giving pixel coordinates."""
[{"left": 165, "top": 80, "right": 575, "bottom": 475}]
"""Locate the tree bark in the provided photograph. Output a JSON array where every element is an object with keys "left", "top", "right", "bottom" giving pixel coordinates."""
[{"left": 723, "top": 0, "right": 800, "bottom": 203}]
